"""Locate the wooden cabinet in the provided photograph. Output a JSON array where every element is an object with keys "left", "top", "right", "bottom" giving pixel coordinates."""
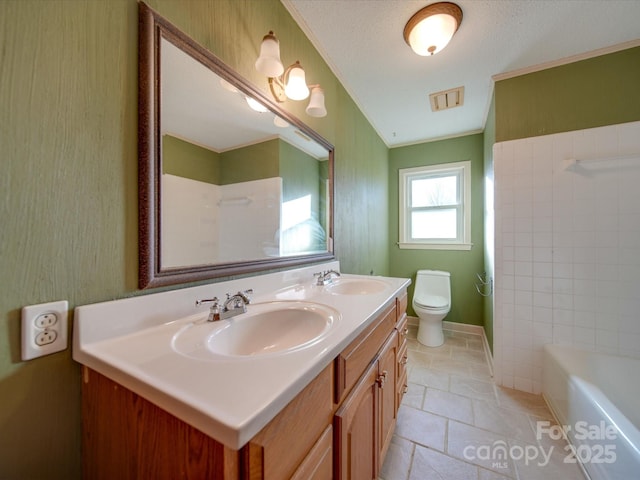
[
  {"left": 333, "top": 292, "right": 409, "bottom": 480},
  {"left": 243, "top": 364, "right": 334, "bottom": 480},
  {"left": 378, "top": 331, "right": 399, "bottom": 465},
  {"left": 334, "top": 302, "right": 396, "bottom": 404},
  {"left": 334, "top": 359, "right": 379, "bottom": 480},
  {"left": 81, "top": 290, "right": 408, "bottom": 480},
  {"left": 395, "top": 292, "right": 409, "bottom": 409},
  {"left": 81, "top": 367, "right": 240, "bottom": 480}
]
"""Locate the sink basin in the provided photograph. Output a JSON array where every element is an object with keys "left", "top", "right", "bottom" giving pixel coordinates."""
[
  {"left": 172, "top": 301, "right": 339, "bottom": 359},
  {"left": 325, "top": 278, "right": 388, "bottom": 295}
]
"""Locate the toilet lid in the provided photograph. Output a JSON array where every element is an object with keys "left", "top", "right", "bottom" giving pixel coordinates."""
[{"left": 415, "top": 294, "right": 448, "bottom": 309}]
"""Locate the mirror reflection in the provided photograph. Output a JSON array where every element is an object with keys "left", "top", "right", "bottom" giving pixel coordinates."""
[
  {"left": 138, "top": 3, "right": 334, "bottom": 288},
  {"left": 160, "top": 39, "right": 331, "bottom": 268}
]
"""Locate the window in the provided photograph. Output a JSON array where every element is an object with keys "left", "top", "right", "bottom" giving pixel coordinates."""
[{"left": 399, "top": 161, "right": 471, "bottom": 250}]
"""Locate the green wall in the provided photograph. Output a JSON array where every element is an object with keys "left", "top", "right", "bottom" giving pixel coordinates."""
[
  {"left": 495, "top": 46, "right": 640, "bottom": 142},
  {"left": 388, "top": 134, "right": 485, "bottom": 325},
  {"left": 163, "top": 134, "right": 221, "bottom": 183},
  {"left": 0, "top": 0, "right": 389, "bottom": 478},
  {"left": 219, "top": 139, "right": 280, "bottom": 184}
]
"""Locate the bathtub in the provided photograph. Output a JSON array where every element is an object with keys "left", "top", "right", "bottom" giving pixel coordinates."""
[{"left": 542, "top": 344, "right": 640, "bottom": 480}]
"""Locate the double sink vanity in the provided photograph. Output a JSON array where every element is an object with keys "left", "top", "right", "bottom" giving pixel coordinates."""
[
  {"left": 74, "top": 262, "right": 410, "bottom": 479},
  {"left": 84, "top": 5, "right": 413, "bottom": 477}
]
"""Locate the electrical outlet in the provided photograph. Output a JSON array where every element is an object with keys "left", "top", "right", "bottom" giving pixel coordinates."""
[{"left": 21, "top": 300, "right": 68, "bottom": 361}]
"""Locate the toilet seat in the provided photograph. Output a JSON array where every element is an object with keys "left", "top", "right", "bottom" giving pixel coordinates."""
[{"left": 414, "top": 294, "right": 448, "bottom": 310}]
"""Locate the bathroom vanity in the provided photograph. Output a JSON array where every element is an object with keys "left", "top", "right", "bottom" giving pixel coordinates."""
[{"left": 74, "top": 263, "right": 409, "bottom": 479}]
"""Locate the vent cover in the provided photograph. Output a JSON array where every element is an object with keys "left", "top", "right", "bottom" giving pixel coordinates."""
[{"left": 429, "top": 86, "right": 464, "bottom": 112}]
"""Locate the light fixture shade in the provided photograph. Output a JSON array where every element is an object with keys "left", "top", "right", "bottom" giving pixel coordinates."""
[
  {"left": 284, "top": 62, "right": 310, "bottom": 100},
  {"left": 273, "top": 115, "right": 290, "bottom": 128},
  {"left": 404, "top": 2, "right": 462, "bottom": 56},
  {"left": 245, "top": 96, "right": 268, "bottom": 113},
  {"left": 255, "top": 31, "right": 284, "bottom": 77},
  {"left": 305, "top": 87, "right": 327, "bottom": 117}
]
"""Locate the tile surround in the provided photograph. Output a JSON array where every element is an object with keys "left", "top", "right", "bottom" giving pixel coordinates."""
[
  {"left": 493, "top": 121, "right": 640, "bottom": 394},
  {"left": 380, "top": 328, "right": 584, "bottom": 480}
]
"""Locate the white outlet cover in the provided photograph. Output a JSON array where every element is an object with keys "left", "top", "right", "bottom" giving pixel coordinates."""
[{"left": 21, "top": 300, "right": 68, "bottom": 361}]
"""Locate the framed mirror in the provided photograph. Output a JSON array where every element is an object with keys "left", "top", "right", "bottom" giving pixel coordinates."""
[{"left": 139, "top": 3, "right": 334, "bottom": 289}]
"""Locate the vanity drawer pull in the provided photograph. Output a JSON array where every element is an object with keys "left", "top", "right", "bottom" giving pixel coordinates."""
[
  {"left": 400, "top": 355, "right": 408, "bottom": 365},
  {"left": 403, "top": 384, "right": 408, "bottom": 394},
  {"left": 377, "top": 370, "right": 388, "bottom": 388}
]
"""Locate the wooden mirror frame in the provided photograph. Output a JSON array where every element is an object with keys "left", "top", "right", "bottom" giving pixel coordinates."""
[{"left": 138, "top": 2, "right": 334, "bottom": 289}]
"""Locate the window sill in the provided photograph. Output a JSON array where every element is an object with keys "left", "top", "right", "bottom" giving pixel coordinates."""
[{"left": 398, "top": 242, "right": 473, "bottom": 251}]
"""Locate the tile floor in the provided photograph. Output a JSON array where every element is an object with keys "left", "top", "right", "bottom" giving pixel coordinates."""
[{"left": 380, "top": 326, "right": 586, "bottom": 480}]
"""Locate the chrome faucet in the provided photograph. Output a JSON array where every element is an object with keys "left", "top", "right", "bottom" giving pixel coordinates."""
[
  {"left": 196, "top": 289, "right": 253, "bottom": 321},
  {"left": 314, "top": 269, "right": 341, "bottom": 286},
  {"left": 195, "top": 297, "right": 221, "bottom": 322}
]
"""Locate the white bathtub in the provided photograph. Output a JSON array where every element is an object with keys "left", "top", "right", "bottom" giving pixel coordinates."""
[{"left": 542, "top": 344, "right": 640, "bottom": 480}]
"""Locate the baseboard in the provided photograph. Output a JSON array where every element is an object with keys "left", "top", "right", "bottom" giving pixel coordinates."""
[{"left": 409, "top": 317, "right": 494, "bottom": 377}]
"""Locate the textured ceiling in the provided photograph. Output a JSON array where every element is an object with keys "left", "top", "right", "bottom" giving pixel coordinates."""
[{"left": 282, "top": 0, "right": 640, "bottom": 147}]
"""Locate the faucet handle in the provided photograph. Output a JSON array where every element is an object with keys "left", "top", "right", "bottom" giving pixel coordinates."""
[
  {"left": 195, "top": 297, "right": 219, "bottom": 307},
  {"left": 195, "top": 297, "right": 221, "bottom": 322}
]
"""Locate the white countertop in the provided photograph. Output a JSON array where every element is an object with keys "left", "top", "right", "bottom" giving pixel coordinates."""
[{"left": 73, "top": 262, "right": 410, "bottom": 449}]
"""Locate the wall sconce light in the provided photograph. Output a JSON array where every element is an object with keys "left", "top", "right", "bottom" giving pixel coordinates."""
[
  {"left": 255, "top": 31, "right": 327, "bottom": 118},
  {"left": 404, "top": 2, "right": 463, "bottom": 56}
]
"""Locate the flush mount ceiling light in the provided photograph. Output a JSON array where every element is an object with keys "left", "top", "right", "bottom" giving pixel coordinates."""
[
  {"left": 255, "top": 31, "right": 327, "bottom": 118},
  {"left": 404, "top": 2, "right": 463, "bottom": 56}
]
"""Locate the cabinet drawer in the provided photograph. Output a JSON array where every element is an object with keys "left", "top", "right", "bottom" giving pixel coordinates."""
[
  {"left": 334, "top": 302, "right": 396, "bottom": 404},
  {"left": 395, "top": 313, "right": 408, "bottom": 348},
  {"left": 244, "top": 364, "right": 333, "bottom": 480},
  {"left": 396, "top": 291, "right": 408, "bottom": 321},
  {"left": 397, "top": 341, "right": 408, "bottom": 385},
  {"left": 291, "top": 425, "right": 332, "bottom": 480},
  {"left": 397, "top": 368, "right": 408, "bottom": 409}
]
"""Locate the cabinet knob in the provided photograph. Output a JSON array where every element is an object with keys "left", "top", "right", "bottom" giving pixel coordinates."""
[
  {"left": 401, "top": 355, "right": 408, "bottom": 365},
  {"left": 377, "top": 370, "right": 388, "bottom": 388},
  {"left": 403, "top": 384, "right": 408, "bottom": 394},
  {"left": 403, "top": 327, "right": 409, "bottom": 336}
]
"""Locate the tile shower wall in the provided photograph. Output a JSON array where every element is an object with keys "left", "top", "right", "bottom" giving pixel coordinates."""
[{"left": 493, "top": 121, "right": 640, "bottom": 394}]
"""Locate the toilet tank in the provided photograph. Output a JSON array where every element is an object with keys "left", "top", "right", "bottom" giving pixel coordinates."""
[{"left": 415, "top": 270, "right": 451, "bottom": 299}]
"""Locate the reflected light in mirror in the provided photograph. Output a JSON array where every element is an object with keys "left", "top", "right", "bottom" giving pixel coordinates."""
[{"left": 245, "top": 96, "right": 269, "bottom": 112}]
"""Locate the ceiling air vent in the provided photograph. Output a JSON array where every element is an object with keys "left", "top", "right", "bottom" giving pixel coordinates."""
[{"left": 429, "top": 86, "right": 464, "bottom": 112}]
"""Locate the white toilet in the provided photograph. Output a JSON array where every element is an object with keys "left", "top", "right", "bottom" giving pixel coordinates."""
[{"left": 412, "top": 270, "right": 451, "bottom": 347}]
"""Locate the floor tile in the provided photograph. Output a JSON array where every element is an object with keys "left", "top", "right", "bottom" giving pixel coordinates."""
[
  {"left": 478, "top": 467, "right": 514, "bottom": 479},
  {"left": 423, "top": 388, "right": 474, "bottom": 424},
  {"left": 407, "top": 364, "right": 450, "bottom": 391},
  {"left": 447, "top": 420, "right": 517, "bottom": 477},
  {"left": 406, "top": 349, "right": 433, "bottom": 368},
  {"left": 379, "top": 435, "right": 413, "bottom": 480},
  {"left": 394, "top": 405, "right": 447, "bottom": 451},
  {"left": 408, "top": 444, "right": 478, "bottom": 480},
  {"left": 402, "top": 382, "right": 425, "bottom": 409},
  {"left": 512, "top": 437, "right": 586, "bottom": 480},
  {"left": 380, "top": 328, "right": 583, "bottom": 480},
  {"left": 450, "top": 374, "right": 498, "bottom": 404},
  {"left": 495, "top": 386, "right": 554, "bottom": 418},
  {"left": 472, "top": 398, "right": 538, "bottom": 443}
]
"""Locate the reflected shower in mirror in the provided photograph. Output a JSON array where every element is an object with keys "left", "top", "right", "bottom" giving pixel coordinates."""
[{"left": 138, "top": 3, "right": 334, "bottom": 288}]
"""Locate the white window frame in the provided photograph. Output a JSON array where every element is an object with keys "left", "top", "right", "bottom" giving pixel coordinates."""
[{"left": 398, "top": 161, "right": 472, "bottom": 250}]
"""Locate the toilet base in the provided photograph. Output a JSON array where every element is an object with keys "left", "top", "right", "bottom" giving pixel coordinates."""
[{"left": 417, "top": 321, "right": 444, "bottom": 347}]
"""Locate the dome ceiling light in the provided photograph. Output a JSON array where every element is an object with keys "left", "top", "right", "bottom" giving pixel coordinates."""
[{"left": 404, "top": 2, "right": 463, "bottom": 56}]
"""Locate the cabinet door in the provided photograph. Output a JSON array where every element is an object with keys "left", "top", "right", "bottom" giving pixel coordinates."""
[
  {"left": 378, "top": 331, "right": 398, "bottom": 466},
  {"left": 244, "top": 365, "right": 333, "bottom": 480},
  {"left": 334, "top": 360, "right": 379, "bottom": 480}
]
